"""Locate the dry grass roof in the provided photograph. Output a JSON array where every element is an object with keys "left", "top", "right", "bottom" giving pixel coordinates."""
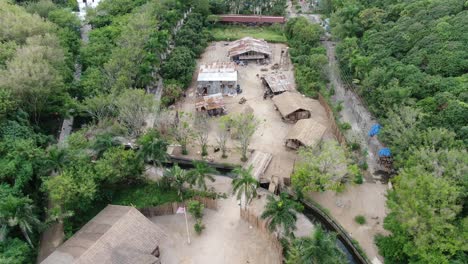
[
  {"left": 228, "top": 37, "right": 272, "bottom": 58},
  {"left": 286, "top": 119, "right": 327, "bottom": 148},
  {"left": 272, "top": 92, "right": 321, "bottom": 117},
  {"left": 263, "top": 73, "right": 293, "bottom": 93},
  {"left": 41, "top": 205, "right": 166, "bottom": 264}
]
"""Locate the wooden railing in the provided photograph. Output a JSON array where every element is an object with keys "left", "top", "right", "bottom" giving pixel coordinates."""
[{"left": 317, "top": 93, "right": 347, "bottom": 146}]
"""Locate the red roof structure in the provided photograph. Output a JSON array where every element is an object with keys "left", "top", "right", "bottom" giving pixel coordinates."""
[{"left": 219, "top": 15, "right": 286, "bottom": 24}]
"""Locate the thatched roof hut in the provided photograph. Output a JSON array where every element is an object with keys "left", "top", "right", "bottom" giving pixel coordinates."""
[
  {"left": 285, "top": 119, "right": 327, "bottom": 150},
  {"left": 273, "top": 92, "right": 324, "bottom": 123},
  {"left": 41, "top": 205, "right": 166, "bottom": 264}
]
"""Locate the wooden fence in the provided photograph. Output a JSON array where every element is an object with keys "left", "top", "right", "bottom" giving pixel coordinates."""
[
  {"left": 317, "top": 93, "right": 347, "bottom": 146},
  {"left": 240, "top": 208, "right": 283, "bottom": 262},
  {"left": 139, "top": 196, "right": 218, "bottom": 218}
]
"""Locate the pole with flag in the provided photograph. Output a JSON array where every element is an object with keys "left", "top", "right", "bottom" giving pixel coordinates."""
[{"left": 177, "top": 206, "right": 191, "bottom": 244}]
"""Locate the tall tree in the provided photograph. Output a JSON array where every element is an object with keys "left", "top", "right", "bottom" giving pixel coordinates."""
[
  {"left": 232, "top": 113, "right": 258, "bottom": 162},
  {"left": 292, "top": 140, "right": 348, "bottom": 193},
  {"left": 193, "top": 112, "right": 210, "bottom": 156},
  {"left": 261, "top": 192, "right": 302, "bottom": 237},
  {"left": 187, "top": 160, "right": 217, "bottom": 191},
  {"left": 137, "top": 129, "right": 168, "bottom": 167},
  {"left": 286, "top": 226, "right": 347, "bottom": 264},
  {"left": 231, "top": 166, "right": 258, "bottom": 208},
  {"left": 216, "top": 115, "right": 231, "bottom": 158},
  {"left": 164, "top": 164, "right": 188, "bottom": 201}
]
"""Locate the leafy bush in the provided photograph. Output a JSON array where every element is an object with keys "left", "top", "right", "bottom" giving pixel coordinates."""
[
  {"left": 355, "top": 215, "right": 366, "bottom": 225},
  {"left": 187, "top": 200, "right": 204, "bottom": 219},
  {"left": 350, "top": 142, "right": 360, "bottom": 151},
  {"left": 339, "top": 122, "right": 352, "bottom": 130},
  {"left": 194, "top": 219, "right": 205, "bottom": 235}
]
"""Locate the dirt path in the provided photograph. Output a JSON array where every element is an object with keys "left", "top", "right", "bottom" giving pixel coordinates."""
[
  {"left": 287, "top": 3, "right": 388, "bottom": 263},
  {"left": 324, "top": 41, "right": 385, "bottom": 182}
]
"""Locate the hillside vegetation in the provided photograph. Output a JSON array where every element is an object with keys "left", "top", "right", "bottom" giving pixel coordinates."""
[{"left": 328, "top": 0, "right": 468, "bottom": 263}]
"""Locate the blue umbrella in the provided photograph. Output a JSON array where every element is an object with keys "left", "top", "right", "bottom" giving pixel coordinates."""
[
  {"left": 378, "top": 148, "right": 391, "bottom": 157},
  {"left": 368, "top": 124, "right": 381, "bottom": 137}
]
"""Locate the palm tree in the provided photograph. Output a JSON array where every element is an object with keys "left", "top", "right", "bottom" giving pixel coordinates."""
[
  {"left": 286, "top": 226, "right": 347, "bottom": 264},
  {"left": 0, "top": 200, "right": 42, "bottom": 247},
  {"left": 138, "top": 129, "right": 169, "bottom": 167},
  {"left": 164, "top": 164, "right": 188, "bottom": 201},
  {"left": 232, "top": 166, "right": 259, "bottom": 208},
  {"left": 261, "top": 192, "right": 302, "bottom": 238},
  {"left": 187, "top": 161, "right": 217, "bottom": 191},
  {"left": 45, "top": 146, "right": 68, "bottom": 174},
  {"left": 93, "top": 133, "right": 120, "bottom": 158}
]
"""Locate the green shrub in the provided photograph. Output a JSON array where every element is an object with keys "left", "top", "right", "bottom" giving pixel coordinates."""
[
  {"left": 354, "top": 173, "right": 363, "bottom": 184},
  {"left": 194, "top": 219, "right": 205, "bottom": 234},
  {"left": 187, "top": 200, "right": 204, "bottom": 219},
  {"left": 355, "top": 215, "right": 366, "bottom": 225},
  {"left": 358, "top": 161, "right": 368, "bottom": 170},
  {"left": 339, "top": 122, "right": 352, "bottom": 130},
  {"left": 350, "top": 142, "right": 360, "bottom": 151}
]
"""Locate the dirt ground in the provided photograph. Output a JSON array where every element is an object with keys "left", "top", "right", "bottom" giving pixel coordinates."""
[
  {"left": 151, "top": 177, "right": 282, "bottom": 264},
  {"left": 310, "top": 183, "right": 389, "bottom": 262},
  {"left": 174, "top": 41, "right": 332, "bottom": 182},
  {"left": 172, "top": 40, "right": 388, "bottom": 262}
]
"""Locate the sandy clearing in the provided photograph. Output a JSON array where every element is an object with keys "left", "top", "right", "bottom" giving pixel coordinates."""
[{"left": 152, "top": 176, "right": 282, "bottom": 264}]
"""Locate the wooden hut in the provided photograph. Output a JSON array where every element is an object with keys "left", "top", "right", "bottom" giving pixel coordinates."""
[
  {"left": 228, "top": 37, "right": 272, "bottom": 61},
  {"left": 272, "top": 92, "right": 321, "bottom": 123},
  {"left": 285, "top": 119, "right": 327, "bottom": 150},
  {"left": 41, "top": 205, "right": 166, "bottom": 264}
]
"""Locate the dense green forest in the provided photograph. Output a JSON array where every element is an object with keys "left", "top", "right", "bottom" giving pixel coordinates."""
[
  {"left": 208, "top": 0, "right": 288, "bottom": 16},
  {"left": 0, "top": 0, "right": 212, "bottom": 262},
  {"left": 327, "top": 0, "right": 467, "bottom": 263}
]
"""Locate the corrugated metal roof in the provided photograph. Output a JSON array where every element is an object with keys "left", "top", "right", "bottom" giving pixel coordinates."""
[
  {"left": 219, "top": 15, "right": 285, "bottom": 24},
  {"left": 228, "top": 37, "right": 272, "bottom": 58},
  {"left": 197, "top": 62, "right": 238, "bottom": 82},
  {"left": 263, "top": 73, "right": 293, "bottom": 93},
  {"left": 195, "top": 93, "right": 225, "bottom": 110}
]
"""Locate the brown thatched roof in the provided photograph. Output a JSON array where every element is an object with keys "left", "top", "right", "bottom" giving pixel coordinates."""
[
  {"left": 272, "top": 92, "right": 321, "bottom": 118},
  {"left": 286, "top": 119, "right": 327, "bottom": 148},
  {"left": 41, "top": 205, "right": 166, "bottom": 264}
]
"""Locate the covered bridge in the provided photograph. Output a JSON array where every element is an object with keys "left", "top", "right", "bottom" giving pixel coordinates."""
[
  {"left": 285, "top": 119, "right": 327, "bottom": 150},
  {"left": 218, "top": 15, "right": 286, "bottom": 24},
  {"left": 228, "top": 37, "right": 272, "bottom": 61},
  {"left": 41, "top": 205, "right": 166, "bottom": 264}
]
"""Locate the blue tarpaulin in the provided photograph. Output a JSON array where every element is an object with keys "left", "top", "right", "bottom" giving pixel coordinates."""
[
  {"left": 379, "top": 148, "right": 391, "bottom": 157},
  {"left": 368, "top": 124, "right": 381, "bottom": 137}
]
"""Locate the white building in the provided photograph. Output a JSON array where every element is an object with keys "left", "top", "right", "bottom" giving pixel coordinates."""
[{"left": 197, "top": 62, "right": 238, "bottom": 95}]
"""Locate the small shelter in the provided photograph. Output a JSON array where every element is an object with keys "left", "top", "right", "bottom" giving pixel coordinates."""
[
  {"left": 195, "top": 93, "right": 226, "bottom": 116},
  {"left": 243, "top": 150, "right": 273, "bottom": 184},
  {"left": 228, "top": 37, "right": 272, "bottom": 61},
  {"left": 285, "top": 119, "right": 327, "bottom": 150},
  {"left": 41, "top": 205, "right": 166, "bottom": 264},
  {"left": 272, "top": 92, "right": 321, "bottom": 122},
  {"left": 197, "top": 62, "right": 238, "bottom": 95},
  {"left": 262, "top": 72, "right": 293, "bottom": 95}
]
